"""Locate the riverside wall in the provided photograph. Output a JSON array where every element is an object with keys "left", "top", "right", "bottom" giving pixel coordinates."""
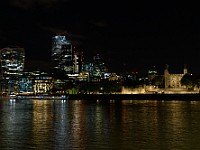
[{"left": 68, "top": 94, "right": 200, "bottom": 101}]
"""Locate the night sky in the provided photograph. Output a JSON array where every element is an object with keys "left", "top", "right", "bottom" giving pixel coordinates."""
[{"left": 0, "top": 1, "right": 200, "bottom": 74}]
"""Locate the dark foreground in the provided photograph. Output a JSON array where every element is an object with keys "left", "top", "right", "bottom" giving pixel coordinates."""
[{"left": 69, "top": 94, "right": 200, "bottom": 100}]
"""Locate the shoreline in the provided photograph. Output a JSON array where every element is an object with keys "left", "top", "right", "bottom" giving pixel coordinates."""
[
  {"left": 1, "top": 93, "right": 200, "bottom": 101},
  {"left": 68, "top": 94, "right": 200, "bottom": 101},
  {"left": 2, "top": 93, "right": 199, "bottom": 101}
]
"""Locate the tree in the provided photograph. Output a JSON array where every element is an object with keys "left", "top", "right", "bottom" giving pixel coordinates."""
[
  {"left": 193, "top": 74, "right": 200, "bottom": 89},
  {"left": 78, "top": 82, "right": 100, "bottom": 94},
  {"left": 99, "top": 80, "right": 122, "bottom": 94},
  {"left": 181, "top": 73, "right": 194, "bottom": 89},
  {"left": 151, "top": 75, "right": 164, "bottom": 88}
]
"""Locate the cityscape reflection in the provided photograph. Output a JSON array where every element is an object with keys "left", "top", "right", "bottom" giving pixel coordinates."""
[{"left": 1, "top": 98, "right": 200, "bottom": 149}]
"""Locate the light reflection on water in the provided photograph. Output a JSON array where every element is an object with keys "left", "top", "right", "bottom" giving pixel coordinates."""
[{"left": 1, "top": 98, "right": 200, "bottom": 149}]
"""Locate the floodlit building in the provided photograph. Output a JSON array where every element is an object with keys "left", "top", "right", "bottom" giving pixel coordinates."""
[
  {"left": 18, "top": 71, "right": 53, "bottom": 94},
  {"left": 33, "top": 71, "right": 53, "bottom": 94},
  {"left": 164, "top": 64, "right": 188, "bottom": 88},
  {"left": 0, "top": 47, "right": 25, "bottom": 79}
]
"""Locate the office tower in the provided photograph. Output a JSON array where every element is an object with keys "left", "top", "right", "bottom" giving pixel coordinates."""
[
  {"left": 93, "top": 54, "right": 108, "bottom": 77},
  {"left": 0, "top": 47, "right": 25, "bottom": 79},
  {"left": 73, "top": 52, "right": 79, "bottom": 73},
  {"left": 82, "top": 54, "right": 108, "bottom": 81},
  {"left": 148, "top": 65, "right": 157, "bottom": 81},
  {"left": 52, "top": 35, "right": 73, "bottom": 74}
]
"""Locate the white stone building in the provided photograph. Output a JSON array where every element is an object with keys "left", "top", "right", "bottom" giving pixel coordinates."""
[{"left": 164, "top": 64, "right": 187, "bottom": 88}]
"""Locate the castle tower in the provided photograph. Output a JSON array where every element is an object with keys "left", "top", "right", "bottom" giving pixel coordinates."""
[
  {"left": 164, "top": 64, "right": 169, "bottom": 88},
  {"left": 183, "top": 64, "right": 188, "bottom": 75}
]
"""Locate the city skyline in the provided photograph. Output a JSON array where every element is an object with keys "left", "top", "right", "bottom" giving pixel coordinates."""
[{"left": 0, "top": 1, "right": 200, "bottom": 74}]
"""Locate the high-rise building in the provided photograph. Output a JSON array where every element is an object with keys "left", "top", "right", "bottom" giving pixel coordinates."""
[
  {"left": 0, "top": 47, "right": 25, "bottom": 79},
  {"left": 73, "top": 51, "right": 81, "bottom": 74},
  {"left": 82, "top": 54, "right": 108, "bottom": 81},
  {"left": 51, "top": 35, "right": 82, "bottom": 76},
  {"left": 52, "top": 35, "right": 73, "bottom": 74},
  {"left": 93, "top": 54, "right": 108, "bottom": 77},
  {"left": 148, "top": 65, "right": 157, "bottom": 81},
  {"left": 0, "top": 47, "right": 25, "bottom": 94}
]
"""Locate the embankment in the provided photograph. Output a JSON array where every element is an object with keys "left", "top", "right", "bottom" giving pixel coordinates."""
[{"left": 68, "top": 94, "right": 200, "bottom": 101}]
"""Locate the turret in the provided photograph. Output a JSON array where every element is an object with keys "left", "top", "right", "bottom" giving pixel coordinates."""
[
  {"left": 164, "top": 64, "right": 169, "bottom": 76},
  {"left": 183, "top": 64, "right": 188, "bottom": 75},
  {"left": 164, "top": 64, "right": 169, "bottom": 88}
]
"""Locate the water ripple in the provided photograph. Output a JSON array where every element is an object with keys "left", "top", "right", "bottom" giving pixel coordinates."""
[{"left": 1, "top": 99, "right": 200, "bottom": 149}]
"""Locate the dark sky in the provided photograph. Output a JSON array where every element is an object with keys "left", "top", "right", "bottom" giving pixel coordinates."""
[{"left": 0, "top": 0, "right": 200, "bottom": 74}]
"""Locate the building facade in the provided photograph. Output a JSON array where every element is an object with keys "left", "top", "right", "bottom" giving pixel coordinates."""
[
  {"left": 164, "top": 64, "right": 188, "bottom": 88},
  {"left": 82, "top": 54, "right": 108, "bottom": 81},
  {"left": 52, "top": 35, "right": 73, "bottom": 74},
  {"left": 148, "top": 66, "right": 157, "bottom": 81},
  {"left": 0, "top": 47, "right": 25, "bottom": 94},
  {"left": 0, "top": 47, "right": 25, "bottom": 79},
  {"left": 52, "top": 35, "right": 81, "bottom": 75},
  {"left": 18, "top": 71, "right": 53, "bottom": 94}
]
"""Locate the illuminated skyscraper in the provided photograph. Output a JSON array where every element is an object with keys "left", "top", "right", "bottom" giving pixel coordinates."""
[
  {"left": 148, "top": 65, "right": 157, "bottom": 81},
  {"left": 52, "top": 35, "right": 73, "bottom": 74},
  {"left": 52, "top": 35, "right": 82, "bottom": 76},
  {"left": 0, "top": 47, "right": 25, "bottom": 79},
  {"left": 73, "top": 51, "right": 79, "bottom": 73},
  {"left": 82, "top": 54, "right": 108, "bottom": 81}
]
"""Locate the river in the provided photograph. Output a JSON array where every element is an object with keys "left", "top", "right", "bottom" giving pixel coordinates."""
[{"left": 0, "top": 97, "right": 200, "bottom": 149}]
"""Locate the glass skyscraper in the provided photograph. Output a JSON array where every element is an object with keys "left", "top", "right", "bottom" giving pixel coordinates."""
[
  {"left": 0, "top": 47, "right": 25, "bottom": 79},
  {"left": 52, "top": 35, "right": 73, "bottom": 74}
]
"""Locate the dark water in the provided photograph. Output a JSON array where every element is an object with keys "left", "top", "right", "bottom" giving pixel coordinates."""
[{"left": 1, "top": 98, "right": 200, "bottom": 150}]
